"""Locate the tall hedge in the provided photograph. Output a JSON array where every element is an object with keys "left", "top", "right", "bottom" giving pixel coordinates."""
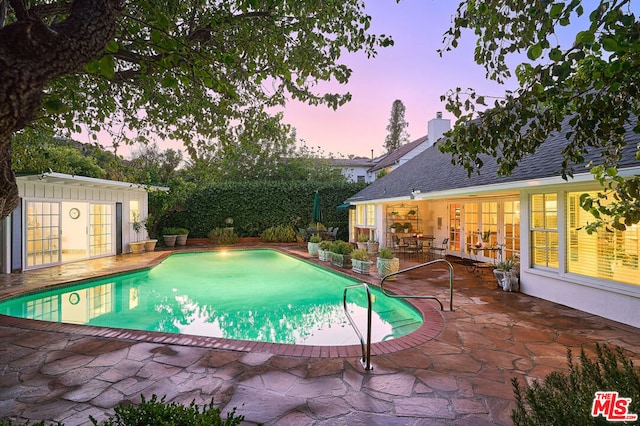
[{"left": 153, "top": 181, "right": 367, "bottom": 239}]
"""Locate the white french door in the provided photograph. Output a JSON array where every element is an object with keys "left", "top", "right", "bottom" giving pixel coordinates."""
[{"left": 25, "top": 201, "right": 61, "bottom": 269}]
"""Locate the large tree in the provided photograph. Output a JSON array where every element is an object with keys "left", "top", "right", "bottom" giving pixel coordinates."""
[
  {"left": 0, "top": 0, "right": 393, "bottom": 220},
  {"left": 384, "top": 99, "right": 410, "bottom": 153},
  {"left": 439, "top": 0, "right": 640, "bottom": 232}
]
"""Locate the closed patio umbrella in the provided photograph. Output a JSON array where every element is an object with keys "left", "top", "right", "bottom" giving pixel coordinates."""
[{"left": 312, "top": 191, "right": 323, "bottom": 228}]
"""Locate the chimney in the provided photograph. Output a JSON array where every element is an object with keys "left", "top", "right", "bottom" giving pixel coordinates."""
[
  {"left": 427, "top": 112, "right": 451, "bottom": 148},
  {"left": 371, "top": 149, "right": 374, "bottom": 160}
]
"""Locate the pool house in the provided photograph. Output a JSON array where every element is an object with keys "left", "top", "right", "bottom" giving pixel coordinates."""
[
  {"left": 0, "top": 172, "right": 161, "bottom": 273},
  {"left": 345, "top": 129, "right": 640, "bottom": 328}
]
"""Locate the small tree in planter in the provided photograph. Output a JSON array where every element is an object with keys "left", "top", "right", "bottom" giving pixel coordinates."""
[
  {"left": 307, "top": 234, "right": 322, "bottom": 257},
  {"left": 330, "top": 240, "right": 353, "bottom": 268},
  {"left": 318, "top": 240, "right": 333, "bottom": 262},
  {"left": 130, "top": 213, "right": 146, "bottom": 254},
  {"left": 376, "top": 247, "right": 399, "bottom": 279},
  {"left": 351, "top": 248, "right": 372, "bottom": 274},
  {"left": 175, "top": 228, "right": 190, "bottom": 246},
  {"left": 494, "top": 258, "right": 519, "bottom": 291}
]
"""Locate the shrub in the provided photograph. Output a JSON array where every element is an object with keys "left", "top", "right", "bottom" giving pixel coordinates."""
[
  {"left": 90, "top": 394, "right": 243, "bottom": 426},
  {"left": 163, "top": 227, "right": 188, "bottom": 235},
  {"left": 318, "top": 240, "right": 333, "bottom": 250},
  {"left": 208, "top": 227, "right": 239, "bottom": 245},
  {"left": 261, "top": 224, "right": 296, "bottom": 242},
  {"left": 512, "top": 344, "right": 640, "bottom": 425},
  {"left": 378, "top": 247, "right": 395, "bottom": 259},
  {"left": 351, "top": 248, "right": 370, "bottom": 261},
  {"left": 309, "top": 234, "right": 322, "bottom": 243},
  {"left": 331, "top": 240, "right": 353, "bottom": 255},
  {"left": 357, "top": 234, "right": 369, "bottom": 242},
  {"left": 307, "top": 222, "right": 327, "bottom": 231}
]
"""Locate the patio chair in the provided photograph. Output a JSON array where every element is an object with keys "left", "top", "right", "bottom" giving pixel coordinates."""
[
  {"left": 429, "top": 237, "right": 449, "bottom": 259},
  {"left": 326, "top": 227, "right": 338, "bottom": 240},
  {"left": 392, "top": 235, "right": 408, "bottom": 256},
  {"left": 403, "top": 237, "right": 424, "bottom": 260}
]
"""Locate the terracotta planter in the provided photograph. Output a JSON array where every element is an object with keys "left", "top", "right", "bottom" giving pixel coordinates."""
[
  {"left": 144, "top": 239, "right": 157, "bottom": 252},
  {"left": 352, "top": 259, "right": 373, "bottom": 274},
  {"left": 366, "top": 241, "right": 379, "bottom": 255},
  {"left": 129, "top": 241, "right": 146, "bottom": 254},
  {"left": 163, "top": 235, "right": 177, "bottom": 247},
  {"left": 376, "top": 257, "right": 399, "bottom": 279}
]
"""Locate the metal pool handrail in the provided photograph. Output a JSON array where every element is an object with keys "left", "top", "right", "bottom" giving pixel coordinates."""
[
  {"left": 380, "top": 258, "right": 455, "bottom": 312},
  {"left": 342, "top": 283, "right": 373, "bottom": 370}
]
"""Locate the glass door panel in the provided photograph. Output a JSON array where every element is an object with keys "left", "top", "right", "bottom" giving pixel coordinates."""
[
  {"left": 89, "top": 204, "right": 113, "bottom": 257},
  {"left": 26, "top": 201, "right": 61, "bottom": 268}
]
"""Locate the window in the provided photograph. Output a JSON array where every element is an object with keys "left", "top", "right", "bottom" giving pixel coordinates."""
[
  {"left": 504, "top": 200, "right": 521, "bottom": 260},
  {"left": 357, "top": 175, "right": 365, "bottom": 183},
  {"left": 567, "top": 192, "right": 638, "bottom": 285},
  {"left": 129, "top": 200, "right": 140, "bottom": 222},
  {"left": 355, "top": 204, "right": 375, "bottom": 227},
  {"left": 530, "top": 193, "right": 558, "bottom": 268}
]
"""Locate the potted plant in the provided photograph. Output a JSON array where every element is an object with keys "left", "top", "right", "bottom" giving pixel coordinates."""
[
  {"left": 367, "top": 239, "right": 379, "bottom": 255},
  {"left": 493, "top": 258, "right": 519, "bottom": 291},
  {"left": 356, "top": 234, "right": 369, "bottom": 249},
  {"left": 351, "top": 248, "right": 373, "bottom": 274},
  {"left": 162, "top": 227, "right": 181, "bottom": 247},
  {"left": 330, "top": 240, "right": 353, "bottom": 268},
  {"left": 403, "top": 222, "right": 412, "bottom": 233},
  {"left": 143, "top": 213, "right": 157, "bottom": 252},
  {"left": 390, "top": 223, "right": 399, "bottom": 234},
  {"left": 318, "top": 240, "right": 333, "bottom": 262},
  {"left": 376, "top": 247, "right": 400, "bottom": 279},
  {"left": 130, "top": 213, "right": 146, "bottom": 254},
  {"left": 175, "top": 228, "right": 189, "bottom": 246},
  {"left": 479, "top": 230, "right": 492, "bottom": 248},
  {"left": 307, "top": 234, "right": 322, "bottom": 257},
  {"left": 407, "top": 209, "right": 417, "bottom": 218}
]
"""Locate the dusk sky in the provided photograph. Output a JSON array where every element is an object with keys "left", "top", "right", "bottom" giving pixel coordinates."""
[{"left": 278, "top": 0, "right": 519, "bottom": 159}]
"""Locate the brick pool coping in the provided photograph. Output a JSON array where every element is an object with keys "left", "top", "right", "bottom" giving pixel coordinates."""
[{"left": 0, "top": 247, "right": 445, "bottom": 358}]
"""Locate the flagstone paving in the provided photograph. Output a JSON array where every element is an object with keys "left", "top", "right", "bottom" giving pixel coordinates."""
[{"left": 0, "top": 245, "right": 639, "bottom": 425}]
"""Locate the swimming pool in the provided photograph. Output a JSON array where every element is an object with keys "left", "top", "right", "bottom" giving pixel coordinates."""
[{"left": 0, "top": 250, "right": 424, "bottom": 346}]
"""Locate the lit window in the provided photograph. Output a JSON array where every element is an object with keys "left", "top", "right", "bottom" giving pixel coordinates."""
[
  {"left": 567, "top": 192, "right": 639, "bottom": 285},
  {"left": 530, "top": 193, "right": 558, "bottom": 268}
]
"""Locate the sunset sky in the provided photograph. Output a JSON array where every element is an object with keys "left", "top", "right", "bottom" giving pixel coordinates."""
[{"left": 278, "top": 0, "right": 519, "bottom": 159}]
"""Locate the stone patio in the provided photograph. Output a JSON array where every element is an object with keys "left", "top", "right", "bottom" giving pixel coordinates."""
[{"left": 0, "top": 245, "right": 639, "bottom": 425}]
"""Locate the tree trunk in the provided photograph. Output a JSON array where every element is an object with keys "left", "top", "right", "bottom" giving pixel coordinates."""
[{"left": 0, "top": 0, "right": 121, "bottom": 220}]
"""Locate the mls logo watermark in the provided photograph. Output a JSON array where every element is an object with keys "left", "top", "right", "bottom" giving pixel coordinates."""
[{"left": 591, "top": 391, "right": 638, "bottom": 422}]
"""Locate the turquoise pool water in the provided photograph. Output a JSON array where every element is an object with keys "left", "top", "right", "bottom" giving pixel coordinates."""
[{"left": 0, "top": 250, "right": 422, "bottom": 345}]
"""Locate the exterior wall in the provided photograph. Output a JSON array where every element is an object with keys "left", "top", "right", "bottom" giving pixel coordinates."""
[
  {"left": 519, "top": 185, "right": 640, "bottom": 328},
  {"left": 11, "top": 177, "right": 149, "bottom": 271},
  {"left": 340, "top": 165, "right": 376, "bottom": 183}
]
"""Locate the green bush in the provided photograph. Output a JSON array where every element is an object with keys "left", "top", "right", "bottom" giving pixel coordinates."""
[
  {"left": 378, "top": 247, "right": 395, "bottom": 259},
  {"left": 309, "top": 234, "right": 322, "bottom": 243},
  {"left": 208, "top": 227, "right": 239, "bottom": 245},
  {"left": 318, "top": 240, "right": 333, "bottom": 250},
  {"left": 152, "top": 181, "right": 366, "bottom": 238},
  {"left": 261, "top": 224, "right": 296, "bottom": 242},
  {"left": 512, "top": 344, "right": 640, "bottom": 425},
  {"left": 331, "top": 240, "right": 353, "bottom": 255},
  {"left": 351, "top": 248, "right": 370, "bottom": 261},
  {"left": 163, "top": 227, "right": 188, "bottom": 235},
  {"left": 90, "top": 394, "right": 243, "bottom": 426},
  {"left": 0, "top": 395, "right": 244, "bottom": 426}
]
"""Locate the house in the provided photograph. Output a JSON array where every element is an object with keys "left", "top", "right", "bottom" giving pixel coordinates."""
[
  {"left": 0, "top": 172, "right": 167, "bottom": 273},
  {"left": 333, "top": 112, "right": 452, "bottom": 183},
  {"left": 345, "top": 122, "right": 640, "bottom": 328},
  {"left": 331, "top": 156, "right": 377, "bottom": 183}
]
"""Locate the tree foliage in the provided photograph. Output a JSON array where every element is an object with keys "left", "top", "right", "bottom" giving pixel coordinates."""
[
  {"left": 0, "top": 0, "right": 394, "bottom": 219},
  {"left": 384, "top": 99, "right": 410, "bottom": 153},
  {"left": 439, "top": 0, "right": 640, "bottom": 231}
]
